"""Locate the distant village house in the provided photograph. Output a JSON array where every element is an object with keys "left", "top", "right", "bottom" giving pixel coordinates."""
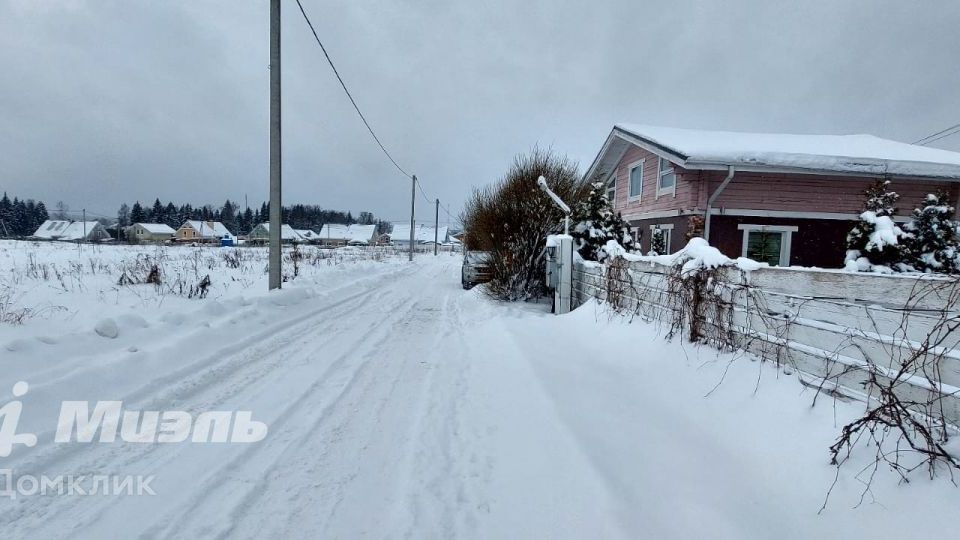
[
  {"left": 175, "top": 220, "right": 236, "bottom": 245},
  {"left": 125, "top": 223, "right": 176, "bottom": 244},
  {"left": 31, "top": 220, "right": 109, "bottom": 242},
  {"left": 248, "top": 223, "right": 307, "bottom": 244},
  {"left": 317, "top": 224, "right": 377, "bottom": 246}
]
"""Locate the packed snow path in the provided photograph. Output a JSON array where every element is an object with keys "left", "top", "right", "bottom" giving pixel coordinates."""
[{"left": 2, "top": 257, "right": 957, "bottom": 538}]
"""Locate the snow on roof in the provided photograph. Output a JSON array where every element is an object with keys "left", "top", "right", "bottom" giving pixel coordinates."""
[
  {"left": 346, "top": 224, "right": 376, "bottom": 244},
  {"left": 389, "top": 225, "right": 449, "bottom": 243},
  {"left": 611, "top": 124, "right": 960, "bottom": 179},
  {"left": 254, "top": 223, "right": 303, "bottom": 240},
  {"left": 318, "top": 224, "right": 351, "bottom": 241},
  {"left": 31, "top": 220, "right": 103, "bottom": 241},
  {"left": 134, "top": 223, "right": 176, "bottom": 234},
  {"left": 295, "top": 229, "right": 316, "bottom": 239},
  {"left": 183, "top": 220, "right": 235, "bottom": 239},
  {"left": 318, "top": 224, "right": 375, "bottom": 243}
]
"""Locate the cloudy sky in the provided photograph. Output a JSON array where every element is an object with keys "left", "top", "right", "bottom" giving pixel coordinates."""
[{"left": 1, "top": 0, "right": 959, "bottom": 226}]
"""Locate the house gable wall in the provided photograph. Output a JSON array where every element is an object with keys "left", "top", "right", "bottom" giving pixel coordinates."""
[{"left": 611, "top": 144, "right": 701, "bottom": 220}]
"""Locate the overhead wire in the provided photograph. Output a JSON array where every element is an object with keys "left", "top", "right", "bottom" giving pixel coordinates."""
[
  {"left": 294, "top": 0, "right": 457, "bottom": 224},
  {"left": 912, "top": 123, "right": 960, "bottom": 145}
]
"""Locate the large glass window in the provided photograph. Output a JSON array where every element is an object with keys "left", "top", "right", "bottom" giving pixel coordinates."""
[
  {"left": 629, "top": 161, "right": 644, "bottom": 199},
  {"left": 739, "top": 224, "right": 797, "bottom": 266},
  {"left": 745, "top": 231, "right": 783, "bottom": 266}
]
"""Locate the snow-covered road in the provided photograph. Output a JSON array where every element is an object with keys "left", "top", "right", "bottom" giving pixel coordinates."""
[{"left": 2, "top": 255, "right": 958, "bottom": 538}]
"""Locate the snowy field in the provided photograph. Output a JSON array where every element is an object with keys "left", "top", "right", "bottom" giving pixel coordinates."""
[{"left": 0, "top": 240, "right": 957, "bottom": 538}]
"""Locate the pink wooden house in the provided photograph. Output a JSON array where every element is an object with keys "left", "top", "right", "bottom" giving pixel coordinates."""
[{"left": 584, "top": 125, "right": 960, "bottom": 268}]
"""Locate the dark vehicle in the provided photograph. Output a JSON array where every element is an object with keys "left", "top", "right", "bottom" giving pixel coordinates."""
[{"left": 461, "top": 251, "right": 491, "bottom": 289}]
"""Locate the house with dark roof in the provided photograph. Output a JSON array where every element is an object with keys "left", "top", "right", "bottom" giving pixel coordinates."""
[{"left": 584, "top": 125, "right": 960, "bottom": 267}]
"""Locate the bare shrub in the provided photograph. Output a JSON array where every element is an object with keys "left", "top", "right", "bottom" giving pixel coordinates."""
[
  {"left": 190, "top": 275, "right": 212, "bottom": 299},
  {"left": 461, "top": 147, "right": 589, "bottom": 301}
]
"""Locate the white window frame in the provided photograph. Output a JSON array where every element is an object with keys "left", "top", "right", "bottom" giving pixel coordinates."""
[
  {"left": 649, "top": 223, "right": 674, "bottom": 254},
  {"left": 737, "top": 224, "right": 798, "bottom": 267},
  {"left": 606, "top": 171, "right": 617, "bottom": 206},
  {"left": 627, "top": 159, "right": 645, "bottom": 202},
  {"left": 656, "top": 157, "right": 676, "bottom": 198}
]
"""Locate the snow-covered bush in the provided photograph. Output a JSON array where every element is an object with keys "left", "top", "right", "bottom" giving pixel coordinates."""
[
  {"left": 461, "top": 147, "right": 590, "bottom": 301},
  {"left": 570, "top": 180, "right": 636, "bottom": 261},
  {"left": 903, "top": 192, "right": 959, "bottom": 274},
  {"left": 844, "top": 180, "right": 911, "bottom": 272}
]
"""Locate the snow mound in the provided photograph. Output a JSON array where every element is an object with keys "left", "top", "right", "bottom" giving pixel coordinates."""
[
  {"left": 261, "top": 287, "right": 316, "bottom": 307},
  {"left": 94, "top": 318, "right": 120, "bottom": 339},
  {"left": 5, "top": 339, "right": 32, "bottom": 352},
  {"left": 202, "top": 300, "right": 228, "bottom": 317},
  {"left": 116, "top": 314, "right": 149, "bottom": 330},
  {"left": 161, "top": 312, "right": 188, "bottom": 326},
  {"left": 605, "top": 237, "right": 764, "bottom": 274}
]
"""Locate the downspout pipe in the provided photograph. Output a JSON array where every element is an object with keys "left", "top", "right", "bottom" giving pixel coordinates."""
[{"left": 703, "top": 165, "right": 735, "bottom": 243}]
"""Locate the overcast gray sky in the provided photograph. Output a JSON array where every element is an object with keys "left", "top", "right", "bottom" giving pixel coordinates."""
[{"left": 2, "top": 0, "right": 959, "bottom": 226}]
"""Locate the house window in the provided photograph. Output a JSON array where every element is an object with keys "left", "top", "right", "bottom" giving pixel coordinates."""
[
  {"left": 657, "top": 158, "right": 676, "bottom": 197},
  {"left": 738, "top": 224, "right": 798, "bottom": 266},
  {"left": 628, "top": 159, "right": 644, "bottom": 200},
  {"left": 606, "top": 173, "right": 617, "bottom": 203},
  {"left": 649, "top": 224, "right": 673, "bottom": 254}
]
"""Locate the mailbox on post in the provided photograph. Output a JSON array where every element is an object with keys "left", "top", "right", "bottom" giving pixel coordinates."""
[
  {"left": 545, "top": 234, "right": 573, "bottom": 314},
  {"left": 538, "top": 175, "right": 574, "bottom": 315}
]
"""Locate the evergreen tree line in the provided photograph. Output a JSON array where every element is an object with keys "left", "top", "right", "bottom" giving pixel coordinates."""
[
  {"left": 0, "top": 192, "right": 49, "bottom": 237},
  {"left": 116, "top": 199, "right": 378, "bottom": 236},
  {"left": 845, "top": 180, "right": 960, "bottom": 274}
]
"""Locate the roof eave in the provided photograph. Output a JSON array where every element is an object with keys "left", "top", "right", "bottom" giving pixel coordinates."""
[
  {"left": 683, "top": 159, "right": 960, "bottom": 181},
  {"left": 583, "top": 127, "right": 690, "bottom": 182}
]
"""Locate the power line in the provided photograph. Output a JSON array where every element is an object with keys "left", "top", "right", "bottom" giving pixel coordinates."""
[
  {"left": 912, "top": 122, "right": 960, "bottom": 145},
  {"left": 415, "top": 178, "right": 433, "bottom": 205},
  {"left": 293, "top": 0, "right": 460, "bottom": 235},
  {"left": 294, "top": 0, "right": 413, "bottom": 180},
  {"left": 918, "top": 126, "right": 960, "bottom": 146}
]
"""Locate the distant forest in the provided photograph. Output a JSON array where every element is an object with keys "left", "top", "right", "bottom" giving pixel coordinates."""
[
  {"left": 115, "top": 199, "right": 386, "bottom": 235},
  {"left": 0, "top": 192, "right": 49, "bottom": 236},
  {"left": 0, "top": 192, "right": 386, "bottom": 237}
]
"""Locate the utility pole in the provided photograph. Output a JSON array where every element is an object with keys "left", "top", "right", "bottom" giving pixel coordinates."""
[
  {"left": 409, "top": 175, "right": 416, "bottom": 261},
  {"left": 433, "top": 199, "right": 439, "bottom": 256},
  {"left": 82, "top": 209, "right": 86, "bottom": 249},
  {"left": 268, "top": 0, "right": 282, "bottom": 290}
]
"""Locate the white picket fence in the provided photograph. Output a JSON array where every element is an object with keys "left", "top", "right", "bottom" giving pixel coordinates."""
[{"left": 573, "top": 260, "right": 960, "bottom": 425}]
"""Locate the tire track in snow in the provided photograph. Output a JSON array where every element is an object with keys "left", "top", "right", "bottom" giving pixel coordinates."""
[
  {"left": 1, "top": 266, "right": 418, "bottom": 538},
  {"left": 147, "top": 291, "right": 427, "bottom": 539}
]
